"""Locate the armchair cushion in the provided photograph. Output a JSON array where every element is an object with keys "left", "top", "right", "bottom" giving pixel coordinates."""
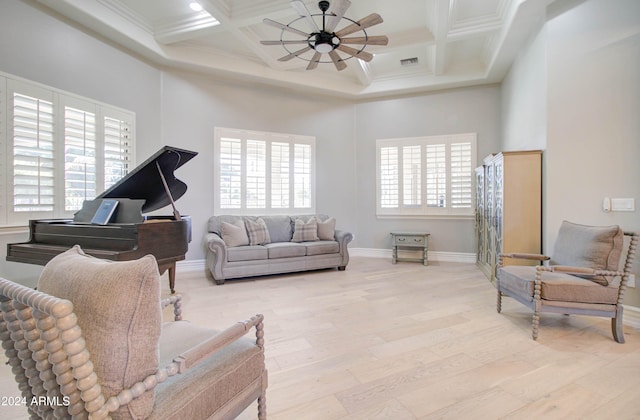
[
  {"left": 498, "top": 265, "right": 620, "bottom": 304},
  {"left": 37, "top": 245, "right": 161, "bottom": 419},
  {"left": 152, "top": 321, "right": 265, "bottom": 419},
  {"left": 550, "top": 221, "right": 624, "bottom": 285}
]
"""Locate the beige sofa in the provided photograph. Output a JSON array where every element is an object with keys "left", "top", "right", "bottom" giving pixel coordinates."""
[{"left": 205, "top": 214, "right": 352, "bottom": 284}]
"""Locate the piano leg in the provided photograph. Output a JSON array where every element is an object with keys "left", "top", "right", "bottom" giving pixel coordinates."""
[
  {"left": 168, "top": 264, "right": 176, "bottom": 294},
  {"left": 157, "top": 262, "right": 177, "bottom": 294}
]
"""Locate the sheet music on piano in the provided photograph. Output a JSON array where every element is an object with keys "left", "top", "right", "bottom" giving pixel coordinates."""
[{"left": 90, "top": 199, "right": 119, "bottom": 225}]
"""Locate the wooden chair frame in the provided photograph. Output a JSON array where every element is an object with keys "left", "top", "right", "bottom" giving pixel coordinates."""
[
  {"left": 0, "top": 278, "right": 266, "bottom": 419},
  {"left": 497, "top": 231, "right": 638, "bottom": 343}
]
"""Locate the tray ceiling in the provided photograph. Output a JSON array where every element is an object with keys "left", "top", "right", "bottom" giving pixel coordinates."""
[{"left": 36, "top": 0, "right": 552, "bottom": 99}]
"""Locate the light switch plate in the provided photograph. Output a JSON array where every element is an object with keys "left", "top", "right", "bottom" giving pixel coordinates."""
[{"left": 611, "top": 198, "right": 635, "bottom": 212}]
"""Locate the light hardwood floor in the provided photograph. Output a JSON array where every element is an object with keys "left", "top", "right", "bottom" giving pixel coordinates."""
[{"left": 1, "top": 257, "right": 639, "bottom": 419}]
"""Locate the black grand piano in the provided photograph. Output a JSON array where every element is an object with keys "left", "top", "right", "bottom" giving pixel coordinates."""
[{"left": 6, "top": 146, "right": 197, "bottom": 294}]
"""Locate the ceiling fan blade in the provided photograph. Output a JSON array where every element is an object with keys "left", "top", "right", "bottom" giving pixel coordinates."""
[
  {"left": 307, "top": 52, "right": 321, "bottom": 70},
  {"left": 336, "top": 44, "right": 373, "bottom": 62},
  {"left": 340, "top": 35, "right": 388, "bottom": 46},
  {"left": 290, "top": 0, "right": 320, "bottom": 33},
  {"left": 263, "top": 18, "right": 310, "bottom": 38},
  {"left": 335, "top": 13, "right": 383, "bottom": 38},
  {"left": 261, "top": 40, "right": 309, "bottom": 45},
  {"left": 278, "top": 46, "right": 312, "bottom": 62},
  {"left": 325, "top": 0, "right": 351, "bottom": 33},
  {"left": 329, "top": 50, "right": 347, "bottom": 71}
]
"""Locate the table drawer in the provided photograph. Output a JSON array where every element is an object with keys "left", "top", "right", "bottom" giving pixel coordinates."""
[{"left": 394, "top": 235, "right": 425, "bottom": 246}]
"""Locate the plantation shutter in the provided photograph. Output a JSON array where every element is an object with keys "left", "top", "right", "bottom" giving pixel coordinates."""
[
  {"left": 425, "top": 144, "right": 446, "bottom": 208},
  {"left": 64, "top": 104, "right": 96, "bottom": 211},
  {"left": 293, "top": 143, "right": 312, "bottom": 209},
  {"left": 377, "top": 133, "right": 476, "bottom": 217},
  {"left": 271, "top": 142, "right": 290, "bottom": 208},
  {"left": 379, "top": 146, "right": 398, "bottom": 208},
  {"left": 402, "top": 145, "right": 421, "bottom": 206},
  {"left": 246, "top": 139, "right": 266, "bottom": 209},
  {"left": 219, "top": 137, "right": 242, "bottom": 209},
  {"left": 214, "top": 127, "right": 315, "bottom": 215},
  {"left": 103, "top": 111, "right": 133, "bottom": 190},
  {"left": 11, "top": 91, "right": 55, "bottom": 213},
  {"left": 451, "top": 142, "right": 472, "bottom": 208}
]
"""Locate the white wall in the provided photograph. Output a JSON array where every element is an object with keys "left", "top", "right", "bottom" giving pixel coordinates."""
[
  {"left": 354, "top": 86, "right": 502, "bottom": 254},
  {"left": 501, "top": 27, "right": 547, "bottom": 152},
  {"left": 158, "top": 70, "right": 358, "bottom": 261},
  {"left": 0, "top": 0, "right": 163, "bottom": 285},
  {"left": 546, "top": 0, "right": 640, "bottom": 305},
  {"left": 501, "top": 0, "right": 640, "bottom": 305}
]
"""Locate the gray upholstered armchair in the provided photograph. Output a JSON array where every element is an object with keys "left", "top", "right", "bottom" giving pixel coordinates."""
[
  {"left": 0, "top": 245, "right": 267, "bottom": 419},
  {"left": 497, "top": 221, "right": 638, "bottom": 343}
]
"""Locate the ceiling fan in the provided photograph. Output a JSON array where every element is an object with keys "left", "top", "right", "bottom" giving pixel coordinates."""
[{"left": 261, "top": 0, "right": 388, "bottom": 71}]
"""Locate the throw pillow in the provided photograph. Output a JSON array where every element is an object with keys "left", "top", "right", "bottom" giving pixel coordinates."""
[
  {"left": 317, "top": 217, "right": 336, "bottom": 240},
  {"left": 291, "top": 217, "right": 319, "bottom": 242},
  {"left": 37, "top": 245, "right": 161, "bottom": 419},
  {"left": 221, "top": 220, "right": 249, "bottom": 247},
  {"left": 245, "top": 218, "right": 271, "bottom": 245},
  {"left": 550, "top": 221, "right": 624, "bottom": 285}
]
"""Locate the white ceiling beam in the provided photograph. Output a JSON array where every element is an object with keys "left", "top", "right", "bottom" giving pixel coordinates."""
[
  {"left": 154, "top": 13, "right": 221, "bottom": 44},
  {"left": 431, "top": 0, "right": 452, "bottom": 76}
]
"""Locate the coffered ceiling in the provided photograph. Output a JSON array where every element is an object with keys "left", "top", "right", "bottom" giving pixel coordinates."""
[{"left": 36, "top": 0, "right": 551, "bottom": 99}]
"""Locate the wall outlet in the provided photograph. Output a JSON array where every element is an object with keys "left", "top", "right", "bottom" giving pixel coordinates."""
[{"left": 627, "top": 274, "right": 636, "bottom": 288}]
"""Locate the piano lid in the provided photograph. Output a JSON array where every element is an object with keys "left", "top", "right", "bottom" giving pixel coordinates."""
[{"left": 97, "top": 146, "right": 198, "bottom": 213}]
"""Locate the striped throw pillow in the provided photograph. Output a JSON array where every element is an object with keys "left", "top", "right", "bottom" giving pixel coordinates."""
[
  {"left": 291, "top": 217, "right": 319, "bottom": 242},
  {"left": 245, "top": 218, "right": 271, "bottom": 245}
]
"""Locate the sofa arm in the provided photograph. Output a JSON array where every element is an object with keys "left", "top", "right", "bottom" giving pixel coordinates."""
[
  {"left": 205, "top": 232, "right": 227, "bottom": 282},
  {"left": 334, "top": 229, "right": 353, "bottom": 268}
]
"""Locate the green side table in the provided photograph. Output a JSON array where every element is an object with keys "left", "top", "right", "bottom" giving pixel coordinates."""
[{"left": 390, "top": 232, "right": 430, "bottom": 265}]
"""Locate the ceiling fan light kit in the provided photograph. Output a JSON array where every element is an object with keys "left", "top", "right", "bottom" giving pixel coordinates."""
[{"left": 261, "top": 0, "right": 388, "bottom": 71}]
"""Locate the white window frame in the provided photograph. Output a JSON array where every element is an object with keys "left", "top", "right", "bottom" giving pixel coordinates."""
[
  {"left": 376, "top": 133, "right": 477, "bottom": 218},
  {"left": 213, "top": 127, "right": 316, "bottom": 216},
  {"left": 0, "top": 71, "right": 135, "bottom": 227}
]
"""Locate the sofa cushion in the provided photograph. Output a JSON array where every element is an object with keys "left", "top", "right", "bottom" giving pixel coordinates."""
[
  {"left": 37, "top": 245, "right": 161, "bottom": 419},
  {"left": 305, "top": 240, "right": 339, "bottom": 255},
  {"left": 317, "top": 217, "right": 336, "bottom": 240},
  {"left": 292, "top": 217, "right": 319, "bottom": 242},
  {"left": 221, "top": 220, "right": 249, "bottom": 247},
  {"left": 227, "top": 245, "right": 268, "bottom": 262},
  {"left": 265, "top": 242, "right": 306, "bottom": 258},
  {"left": 245, "top": 218, "right": 271, "bottom": 246},
  {"left": 550, "top": 221, "right": 624, "bottom": 285}
]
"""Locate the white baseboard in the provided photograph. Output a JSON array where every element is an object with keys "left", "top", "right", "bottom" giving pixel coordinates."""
[
  {"left": 623, "top": 305, "right": 640, "bottom": 329},
  {"left": 176, "top": 259, "right": 206, "bottom": 272}
]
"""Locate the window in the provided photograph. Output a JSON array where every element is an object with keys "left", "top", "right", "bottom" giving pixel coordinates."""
[
  {"left": 214, "top": 127, "right": 315, "bottom": 215},
  {"left": 0, "top": 72, "right": 135, "bottom": 226},
  {"left": 376, "top": 133, "right": 477, "bottom": 218}
]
